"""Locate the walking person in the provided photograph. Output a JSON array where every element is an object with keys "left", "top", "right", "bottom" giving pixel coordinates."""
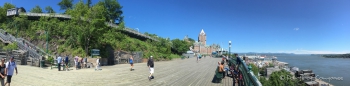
[
  {"left": 95, "top": 58, "right": 100, "bottom": 71},
  {"left": 57, "top": 55, "right": 62, "bottom": 71},
  {"left": 4, "top": 57, "right": 18, "bottom": 86},
  {"left": 65, "top": 55, "right": 69, "bottom": 71},
  {"left": 129, "top": 56, "right": 134, "bottom": 71},
  {"left": 83, "top": 57, "right": 87, "bottom": 69},
  {"left": 0, "top": 59, "right": 6, "bottom": 86},
  {"left": 147, "top": 56, "right": 154, "bottom": 81}
]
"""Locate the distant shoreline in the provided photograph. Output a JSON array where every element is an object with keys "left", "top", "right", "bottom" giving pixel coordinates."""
[{"left": 321, "top": 54, "right": 350, "bottom": 58}]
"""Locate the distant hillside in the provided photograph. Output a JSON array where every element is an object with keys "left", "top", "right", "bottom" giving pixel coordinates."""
[{"left": 322, "top": 54, "right": 350, "bottom": 58}]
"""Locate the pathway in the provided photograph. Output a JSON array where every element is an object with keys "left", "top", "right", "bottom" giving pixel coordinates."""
[{"left": 9, "top": 56, "right": 235, "bottom": 86}]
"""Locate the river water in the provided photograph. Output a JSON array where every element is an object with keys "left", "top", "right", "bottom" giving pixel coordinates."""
[{"left": 276, "top": 54, "right": 350, "bottom": 86}]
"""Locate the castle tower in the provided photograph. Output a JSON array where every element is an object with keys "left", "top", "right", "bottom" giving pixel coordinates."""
[{"left": 198, "top": 29, "right": 206, "bottom": 46}]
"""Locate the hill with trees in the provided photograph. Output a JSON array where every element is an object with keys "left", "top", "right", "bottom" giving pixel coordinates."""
[{"left": 0, "top": 0, "right": 195, "bottom": 61}]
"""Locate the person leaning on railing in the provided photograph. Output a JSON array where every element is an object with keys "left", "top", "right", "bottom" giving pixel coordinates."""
[{"left": 235, "top": 53, "right": 241, "bottom": 69}]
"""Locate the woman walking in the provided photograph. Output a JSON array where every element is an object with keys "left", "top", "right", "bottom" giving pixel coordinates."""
[{"left": 129, "top": 56, "right": 134, "bottom": 71}]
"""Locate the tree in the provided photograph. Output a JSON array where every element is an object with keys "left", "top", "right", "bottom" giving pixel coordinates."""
[
  {"left": 171, "top": 39, "right": 190, "bottom": 55},
  {"left": 86, "top": 0, "right": 92, "bottom": 8},
  {"left": 45, "top": 6, "right": 55, "bottom": 13},
  {"left": 99, "top": 0, "right": 124, "bottom": 23},
  {"left": 58, "top": 0, "right": 73, "bottom": 10},
  {"left": 250, "top": 64, "right": 259, "bottom": 77},
  {"left": 188, "top": 38, "right": 195, "bottom": 42},
  {"left": 259, "top": 69, "right": 306, "bottom": 86},
  {"left": 30, "top": 5, "right": 43, "bottom": 13},
  {"left": 0, "top": 3, "right": 15, "bottom": 24}
]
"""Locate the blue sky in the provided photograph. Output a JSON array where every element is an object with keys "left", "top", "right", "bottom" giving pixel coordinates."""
[{"left": 1, "top": 0, "right": 350, "bottom": 54}]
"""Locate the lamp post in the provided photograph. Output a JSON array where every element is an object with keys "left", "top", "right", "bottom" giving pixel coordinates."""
[{"left": 229, "top": 41, "right": 231, "bottom": 58}]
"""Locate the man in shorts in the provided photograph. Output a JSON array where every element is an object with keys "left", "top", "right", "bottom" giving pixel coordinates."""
[
  {"left": 5, "top": 57, "right": 18, "bottom": 86},
  {"left": 147, "top": 56, "right": 154, "bottom": 81}
]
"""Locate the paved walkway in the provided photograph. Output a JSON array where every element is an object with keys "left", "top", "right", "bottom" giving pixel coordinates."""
[{"left": 10, "top": 56, "right": 235, "bottom": 86}]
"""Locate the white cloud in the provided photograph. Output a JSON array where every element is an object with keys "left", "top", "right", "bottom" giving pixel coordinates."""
[
  {"left": 279, "top": 49, "right": 349, "bottom": 54},
  {"left": 293, "top": 28, "right": 299, "bottom": 31}
]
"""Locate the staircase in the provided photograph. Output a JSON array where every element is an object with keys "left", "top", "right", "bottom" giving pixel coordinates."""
[{"left": 0, "top": 29, "right": 44, "bottom": 66}]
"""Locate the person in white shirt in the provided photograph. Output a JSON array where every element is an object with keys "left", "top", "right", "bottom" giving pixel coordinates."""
[
  {"left": 95, "top": 58, "right": 100, "bottom": 71},
  {"left": 74, "top": 56, "right": 79, "bottom": 70},
  {"left": 5, "top": 57, "right": 18, "bottom": 86}
]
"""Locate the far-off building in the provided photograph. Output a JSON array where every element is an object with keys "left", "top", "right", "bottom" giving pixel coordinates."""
[{"left": 185, "top": 29, "right": 220, "bottom": 54}]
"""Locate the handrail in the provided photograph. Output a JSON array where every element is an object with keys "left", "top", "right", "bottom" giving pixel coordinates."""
[
  {"left": 231, "top": 57, "right": 262, "bottom": 86},
  {"left": 0, "top": 29, "right": 42, "bottom": 60}
]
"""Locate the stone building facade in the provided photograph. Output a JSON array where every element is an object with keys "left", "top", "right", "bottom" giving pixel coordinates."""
[{"left": 189, "top": 29, "right": 220, "bottom": 54}]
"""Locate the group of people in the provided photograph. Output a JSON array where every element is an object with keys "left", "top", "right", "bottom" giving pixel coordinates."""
[
  {"left": 213, "top": 54, "right": 244, "bottom": 86},
  {"left": 56, "top": 55, "right": 98, "bottom": 71},
  {"left": 0, "top": 57, "right": 19, "bottom": 86},
  {"left": 129, "top": 55, "right": 155, "bottom": 81}
]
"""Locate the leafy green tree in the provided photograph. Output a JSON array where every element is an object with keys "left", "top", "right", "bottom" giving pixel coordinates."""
[
  {"left": 0, "top": 3, "right": 15, "bottom": 25},
  {"left": 3, "top": 3, "right": 15, "bottom": 10},
  {"left": 188, "top": 38, "right": 195, "bottom": 42},
  {"left": 250, "top": 64, "right": 259, "bottom": 76},
  {"left": 171, "top": 39, "right": 189, "bottom": 55},
  {"left": 261, "top": 69, "right": 306, "bottom": 86},
  {"left": 45, "top": 6, "right": 55, "bottom": 13},
  {"left": 86, "top": 0, "right": 92, "bottom": 8},
  {"left": 58, "top": 0, "right": 73, "bottom": 10},
  {"left": 30, "top": 5, "right": 43, "bottom": 13},
  {"left": 99, "top": 0, "right": 123, "bottom": 23},
  {"left": 3, "top": 42, "right": 18, "bottom": 50}
]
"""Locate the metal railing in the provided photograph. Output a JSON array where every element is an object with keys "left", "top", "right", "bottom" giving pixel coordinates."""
[
  {"left": 0, "top": 29, "right": 42, "bottom": 60},
  {"left": 230, "top": 57, "right": 262, "bottom": 86}
]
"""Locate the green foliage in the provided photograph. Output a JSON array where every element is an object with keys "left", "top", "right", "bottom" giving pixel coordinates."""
[
  {"left": 0, "top": 0, "right": 192, "bottom": 61},
  {"left": 269, "top": 62, "right": 274, "bottom": 67},
  {"left": 3, "top": 42, "right": 18, "bottom": 50},
  {"left": 30, "top": 5, "right": 43, "bottom": 13},
  {"left": 58, "top": 0, "right": 73, "bottom": 11},
  {"left": 86, "top": 0, "right": 92, "bottom": 8},
  {"left": 171, "top": 39, "right": 190, "bottom": 55},
  {"left": 250, "top": 64, "right": 259, "bottom": 76},
  {"left": 45, "top": 6, "right": 55, "bottom": 13},
  {"left": 99, "top": 0, "right": 124, "bottom": 23},
  {"left": 259, "top": 69, "right": 306, "bottom": 86},
  {"left": 47, "top": 55, "right": 54, "bottom": 64}
]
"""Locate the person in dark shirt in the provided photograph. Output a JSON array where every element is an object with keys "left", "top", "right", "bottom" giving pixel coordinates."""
[
  {"left": 0, "top": 59, "right": 6, "bottom": 86},
  {"left": 235, "top": 54, "right": 241, "bottom": 69},
  {"left": 65, "top": 55, "right": 69, "bottom": 71},
  {"left": 147, "top": 56, "right": 154, "bottom": 81}
]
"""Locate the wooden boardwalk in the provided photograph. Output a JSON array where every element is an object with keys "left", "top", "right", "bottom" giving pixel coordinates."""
[{"left": 9, "top": 56, "right": 235, "bottom": 86}]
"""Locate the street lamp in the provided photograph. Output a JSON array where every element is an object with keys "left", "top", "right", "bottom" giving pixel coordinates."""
[{"left": 229, "top": 41, "right": 231, "bottom": 58}]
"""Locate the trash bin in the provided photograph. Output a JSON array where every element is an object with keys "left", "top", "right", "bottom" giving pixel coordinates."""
[{"left": 40, "top": 60, "right": 45, "bottom": 68}]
